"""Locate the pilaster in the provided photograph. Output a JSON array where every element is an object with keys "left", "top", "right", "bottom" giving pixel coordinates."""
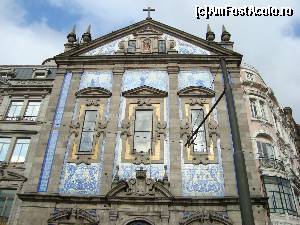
[
  {"left": 167, "top": 63, "right": 181, "bottom": 196},
  {"left": 100, "top": 65, "right": 125, "bottom": 194}
]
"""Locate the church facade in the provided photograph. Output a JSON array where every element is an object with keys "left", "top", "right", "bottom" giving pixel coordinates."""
[{"left": 0, "top": 16, "right": 299, "bottom": 225}]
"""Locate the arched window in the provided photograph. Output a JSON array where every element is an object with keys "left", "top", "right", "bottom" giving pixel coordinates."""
[{"left": 127, "top": 220, "right": 152, "bottom": 225}]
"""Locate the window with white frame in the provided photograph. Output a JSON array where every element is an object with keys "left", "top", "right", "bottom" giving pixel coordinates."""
[
  {"left": 257, "top": 141, "right": 275, "bottom": 159},
  {"left": 249, "top": 98, "right": 269, "bottom": 121},
  {"left": 24, "top": 101, "right": 41, "bottom": 121},
  {"left": 5, "top": 100, "right": 41, "bottom": 121},
  {"left": 6, "top": 101, "right": 23, "bottom": 120},
  {"left": 10, "top": 138, "right": 30, "bottom": 163},
  {"left": 0, "top": 137, "right": 11, "bottom": 161},
  {"left": 191, "top": 108, "right": 207, "bottom": 152},
  {"left": 79, "top": 110, "right": 97, "bottom": 152},
  {"left": 250, "top": 99, "right": 258, "bottom": 118},
  {"left": 133, "top": 110, "right": 153, "bottom": 154}
]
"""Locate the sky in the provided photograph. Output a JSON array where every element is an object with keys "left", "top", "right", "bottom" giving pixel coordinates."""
[{"left": 0, "top": 0, "right": 299, "bottom": 122}]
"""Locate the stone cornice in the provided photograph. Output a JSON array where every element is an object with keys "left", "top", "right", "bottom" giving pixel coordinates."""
[
  {"left": 54, "top": 54, "right": 242, "bottom": 66},
  {"left": 17, "top": 192, "right": 267, "bottom": 206}
]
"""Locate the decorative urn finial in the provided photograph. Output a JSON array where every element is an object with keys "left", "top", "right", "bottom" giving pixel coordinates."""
[
  {"left": 221, "top": 25, "right": 231, "bottom": 42},
  {"left": 206, "top": 24, "right": 215, "bottom": 41},
  {"left": 67, "top": 25, "right": 77, "bottom": 43},
  {"left": 82, "top": 24, "right": 92, "bottom": 43}
]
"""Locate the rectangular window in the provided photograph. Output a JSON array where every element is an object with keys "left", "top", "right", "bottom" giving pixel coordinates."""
[
  {"left": 128, "top": 40, "right": 136, "bottom": 53},
  {"left": 10, "top": 138, "right": 30, "bottom": 163},
  {"left": 79, "top": 110, "right": 97, "bottom": 152},
  {"left": 158, "top": 40, "right": 166, "bottom": 53},
  {"left": 263, "top": 176, "right": 297, "bottom": 216},
  {"left": 6, "top": 101, "right": 23, "bottom": 120},
  {"left": 0, "top": 138, "right": 11, "bottom": 161},
  {"left": 0, "top": 189, "right": 16, "bottom": 219},
  {"left": 250, "top": 99, "right": 258, "bottom": 118},
  {"left": 257, "top": 141, "right": 275, "bottom": 159},
  {"left": 133, "top": 110, "right": 153, "bottom": 153},
  {"left": 24, "top": 101, "right": 41, "bottom": 121},
  {"left": 259, "top": 101, "right": 267, "bottom": 120},
  {"left": 191, "top": 109, "right": 207, "bottom": 152}
]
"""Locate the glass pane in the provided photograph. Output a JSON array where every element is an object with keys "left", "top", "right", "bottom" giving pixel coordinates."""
[
  {"left": 24, "top": 101, "right": 41, "bottom": 120},
  {"left": 3, "top": 199, "right": 13, "bottom": 217},
  {"left": 10, "top": 138, "right": 30, "bottom": 163},
  {"left": 265, "top": 183, "right": 279, "bottom": 192},
  {"left": 79, "top": 132, "right": 93, "bottom": 152},
  {"left": 6, "top": 101, "right": 23, "bottom": 119},
  {"left": 191, "top": 109, "right": 206, "bottom": 152},
  {"left": 158, "top": 40, "right": 166, "bottom": 53},
  {"left": 128, "top": 40, "right": 136, "bottom": 53},
  {"left": 83, "top": 111, "right": 97, "bottom": 130},
  {"left": 0, "top": 138, "right": 11, "bottom": 161},
  {"left": 134, "top": 132, "right": 151, "bottom": 153},
  {"left": 135, "top": 111, "right": 153, "bottom": 131},
  {"left": 266, "top": 144, "right": 275, "bottom": 159}
]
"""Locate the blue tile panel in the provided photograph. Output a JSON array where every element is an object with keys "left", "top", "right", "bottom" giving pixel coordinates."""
[
  {"left": 81, "top": 33, "right": 210, "bottom": 56},
  {"left": 181, "top": 140, "right": 225, "bottom": 197},
  {"left": 179, "top": 69, "right": 224, "bottom": 196},
  {"left": 82, "top": 34, "right": 134, "bottom": 56},
  {"left": 162, "top": 34, "right": 211, "bottom": 55},
  {"left": 38, "top": 72, "right": 72, "bottom": 192},
  {"left": 59, "top": 71, "right": 112, "bottom": 195},
  {"left": 178, "top": 69, "right": 213, "bottom": 90},
  {"left": 122, "top": 69, "right": 168, "bottom": 92},
  {"left": 78, "top": 71, "right": 113, "bottom": 91},
  {"left": 113, "top": 70, "right": 170, "bottom": 181}
]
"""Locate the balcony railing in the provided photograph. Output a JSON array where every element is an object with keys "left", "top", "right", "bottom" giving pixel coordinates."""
[
  {"left": 258, "top": 157, "right": 285, "bottom": 172},
  {"left": 0, "top": 216, "right": 8, "bottom": 225}
]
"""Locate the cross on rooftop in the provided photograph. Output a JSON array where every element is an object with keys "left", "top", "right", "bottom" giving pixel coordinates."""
[{"left": 143, "top": 7, "right": 155, "bottom": 19}]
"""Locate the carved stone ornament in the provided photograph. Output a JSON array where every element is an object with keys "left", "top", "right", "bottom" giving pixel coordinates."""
[
  {"left": 188, "top": 98, "right": 208, "bottom": 106},
  {"left": 156, "top": 121, "right": 167, "bottom": 140},
  {"left": 107, "top": 168, "right": 172, "bottom": 198},
  {"left": 96, "top": 120, "right": 108, "bottom": 137},
  {"left": 180, "top": 210, "right": 233, "bottom": 225},
  {"left": 70, "top": 121, "right": 80, "bottom": 137},
  {"left": 121, "top": 119, "right": 131, "bottom": 137},
  {"left": 137, "top": 98, "right": 152, "bottom": 106},
  {"left": 47, "top": 208, "right": 99, "bottom": 225},
  {"left": 132, "top": 152, "right": 151, "bottom": 165},
  {"left": 86, "top": 99, "right": 100, "bottom": 106}
]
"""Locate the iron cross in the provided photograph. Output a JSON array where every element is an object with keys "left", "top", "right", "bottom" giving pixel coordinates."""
[{"left": 143, "top": 7, "right": 155, "bottom": 19}]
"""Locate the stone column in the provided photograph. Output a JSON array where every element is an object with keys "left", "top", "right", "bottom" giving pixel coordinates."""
[
  {"left": 47, "top": 69, "right": 82, "bottom": 193},
  {"left": 167, "top": 63, "right": 181, "bottom": 196},
  {"left": 100, "top": 65, "right": 124, "bottom": 194}
]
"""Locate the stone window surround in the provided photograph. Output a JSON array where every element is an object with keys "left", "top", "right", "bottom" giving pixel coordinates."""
[
  {"left": 121, "top": 97, "right": 166, "bottom": 165},
  {"left": 0, "top": 134, "right": 32, "bottom": 165},
  {"left": 180, "top": 97, "right": 219, "bottom": 165},
  {"left": 31, "top": 68, "right": 49, "bottom": 79},
  {"left": 248, "top": 95, "right": 271, "bottom": 123},
  {"left": 68, "top": 97, "right": 109, "bottom": 164},
  {"left": 1, "top": 96, "right": 42, "bottom": 122}
]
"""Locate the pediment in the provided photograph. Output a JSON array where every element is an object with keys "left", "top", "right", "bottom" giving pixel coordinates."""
[
  {"left": 122, "top": 85, "right": 168, "bottom": 97},
  {"left": 106, "top": 169, "right": 173, "bottom": 199},
  {"left": 180, "top": 211, "right": 233, "bottom": 225},
  {"left": 58, "top": 19, "right": 241, "bottom": 57},
  {"left": 75, "top": 87, "right": 112, "bottom": 98},
  {"left": 178, "top": 86, "right": 215, "bottom": 97},
  {"left": 0, "top": 169, "right": 27, "bottom": 182}
]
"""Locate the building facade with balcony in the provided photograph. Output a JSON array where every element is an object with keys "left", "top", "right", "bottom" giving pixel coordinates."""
[
  {"left": 0, "top": 16, "right": 299, "bottom": 225},
  {"left": 241, "top": 64, "right": 300, "bottom": 224}
]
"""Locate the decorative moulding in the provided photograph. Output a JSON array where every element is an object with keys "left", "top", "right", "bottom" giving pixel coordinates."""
[{"left": 122, "top": 85, "right": 168, "bottom": 98}]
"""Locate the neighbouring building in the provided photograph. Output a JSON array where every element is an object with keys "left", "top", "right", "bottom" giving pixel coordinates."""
[{"left": 0, "top": 14, "right": 299, "bottom": 225}]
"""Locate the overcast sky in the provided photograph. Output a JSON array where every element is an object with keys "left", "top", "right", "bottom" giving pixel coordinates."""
[{"left": 0, "top": 0, "right": 299, "bottom": 122}]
